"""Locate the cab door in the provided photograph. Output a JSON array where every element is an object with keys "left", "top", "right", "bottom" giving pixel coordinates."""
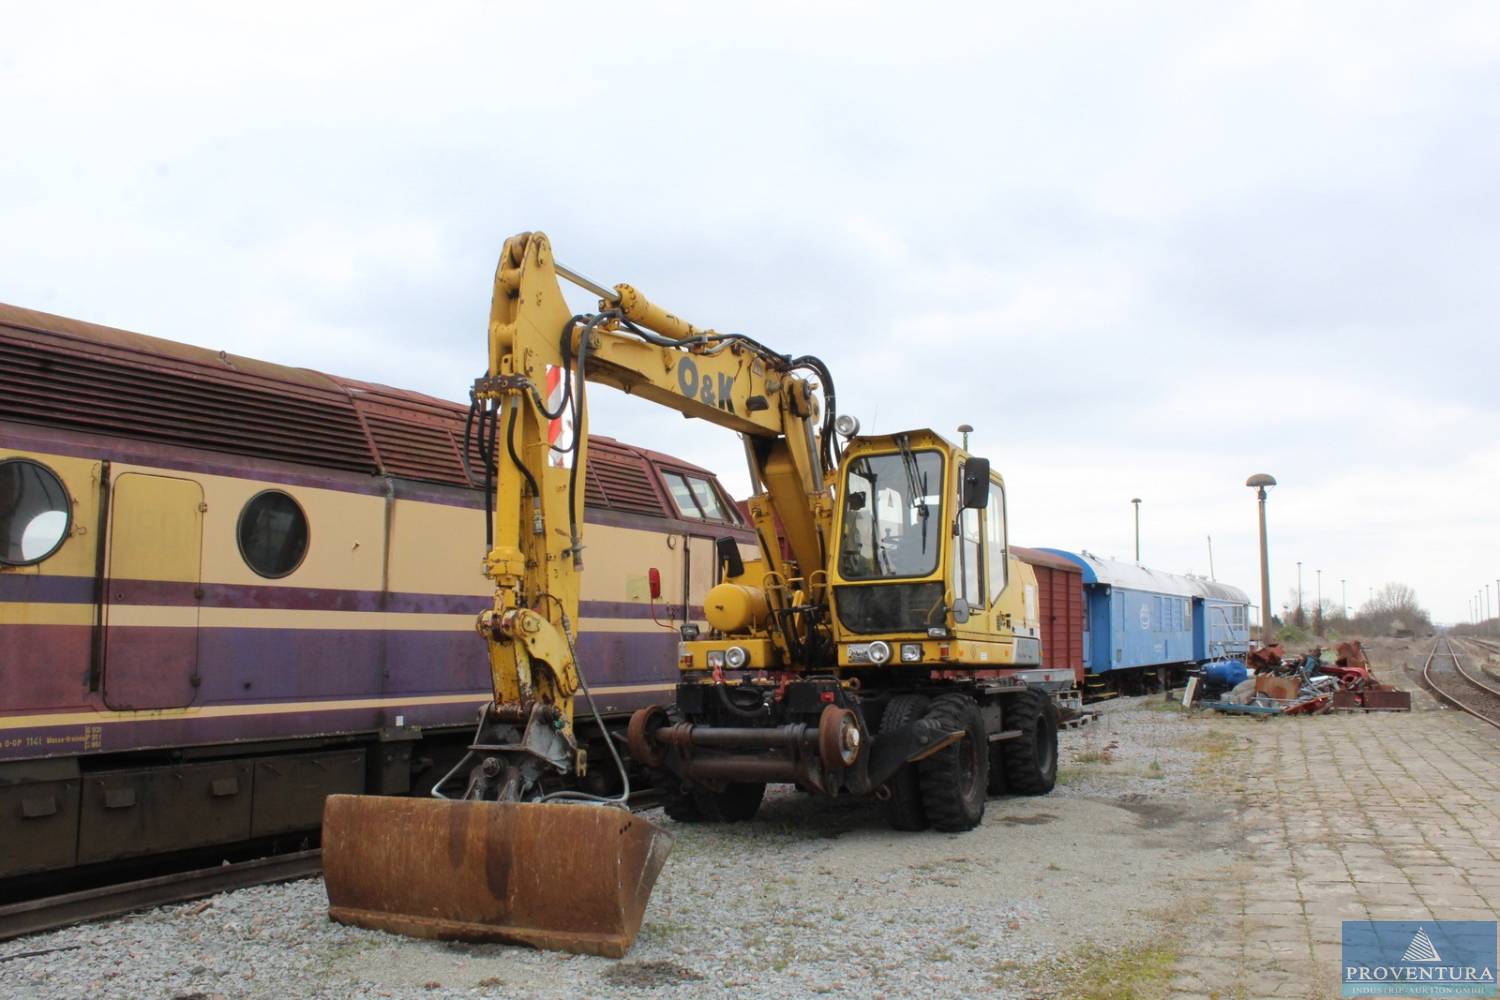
[
  {"left": 684, "top": 533, "right": 717, "bottom": 625},
  {"left": 102, "top": 473, "right": 203, "bottom": 710}
]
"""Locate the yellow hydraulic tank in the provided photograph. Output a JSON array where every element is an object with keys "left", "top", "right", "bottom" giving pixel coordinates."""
[{"left": 705, "top": 583, "right": 770, "bottom": 633}]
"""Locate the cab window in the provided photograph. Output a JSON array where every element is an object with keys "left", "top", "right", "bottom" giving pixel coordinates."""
[
  {"left": 838, "top": 450, "right": 943, "bottom": 580},
  {"left": 986, "top": 481, "right": 1007, "bottom": 600},
  {"left": 957, "top": 506, "right": 982, "bottom": 608}
]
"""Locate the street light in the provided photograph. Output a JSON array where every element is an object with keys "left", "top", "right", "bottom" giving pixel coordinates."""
[
  {"left": 1246, "top": 473, "right": 1276, "bottom": 644},
  {"left": 1316, "top": 569, "right": 1322, "bottom": 635},
  {"left": 1297, "top": 561, "right": 1303, "bottom": 629},
  {"left": 1341, "top": 578, "right": 1347, "bottom": 621},
  {"left": 1131, "top": 498, "right": 1142, "bottom": 562}
]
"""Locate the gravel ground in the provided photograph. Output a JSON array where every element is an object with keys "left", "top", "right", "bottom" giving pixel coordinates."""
[{"left": 2, "top": 696, "right": 1239, "bottom": 1000}]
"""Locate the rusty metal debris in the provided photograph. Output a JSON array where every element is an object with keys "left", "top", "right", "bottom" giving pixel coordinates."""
[{"left": 1195, "top": 640, "right": 1410, "bottom": 717}]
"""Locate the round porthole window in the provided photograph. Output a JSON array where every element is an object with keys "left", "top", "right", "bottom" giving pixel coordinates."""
[
  {"left": 237, "top": 490, "right": 309, "bottom": 578},
  {"left": 0, "top": 459, "right": 73, "bottom": 566}
]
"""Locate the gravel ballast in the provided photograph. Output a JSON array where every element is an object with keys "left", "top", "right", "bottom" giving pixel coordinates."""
[{"left": 2, "top": 696, "right": 1238, "bottom": 1000}]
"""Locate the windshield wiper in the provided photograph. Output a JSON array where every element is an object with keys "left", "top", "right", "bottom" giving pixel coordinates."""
[{"left": 895, "top": 434, "right": 930, "bottom": 553}]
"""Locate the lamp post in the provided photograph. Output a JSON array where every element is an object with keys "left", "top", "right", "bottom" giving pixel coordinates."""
[
  {"left": 1132, "top": 498, "right": 1142, "bottom": 562},
  {"left": 1297, "top": 561, "right": 1303, "bottom": 629},
  {"left": 957, "top": 423, "right": 973, "bottom": 451},
  {"left": 1315, "top": 569, "right": 1322, "bottom": 635},
  {"left": 1341, "top": 578, "right": 1347, "bottom": 621},
  {"left": 1246, "top": 474, "right": 1276, "bottom": 645}
]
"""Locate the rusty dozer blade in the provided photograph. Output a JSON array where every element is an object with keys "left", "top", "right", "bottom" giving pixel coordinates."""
[{"left": 321, "top": 794, "right": 672, "bottom": 959}]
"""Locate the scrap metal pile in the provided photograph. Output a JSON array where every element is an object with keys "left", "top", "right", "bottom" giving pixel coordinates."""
[{"left": 1191, "top": 640, "right": 1412, "bottom": 716}]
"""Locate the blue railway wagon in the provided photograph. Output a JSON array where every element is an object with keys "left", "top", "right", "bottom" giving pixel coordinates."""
[
  {"left": 1191, "top": 579, "right": 1251, "bottom": 660},
  {"left": 1040, "top": 550, "right": 1200, "bottom": 674}
]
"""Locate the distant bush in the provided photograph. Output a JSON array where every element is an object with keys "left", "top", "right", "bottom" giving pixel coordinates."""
[{"left": 1278, "top": 623, "right": 1310, "bottom": 644}]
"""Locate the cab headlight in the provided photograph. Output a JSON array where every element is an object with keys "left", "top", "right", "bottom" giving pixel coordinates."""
[
  {"left": 724, "top": 645, "right": 749, "bottom": 669},
  {"left": 866, "top": 640, "right": 892, "bottom": 665},
  {"left": 900, "top": 643, "right": 923, "bottom": 663}
]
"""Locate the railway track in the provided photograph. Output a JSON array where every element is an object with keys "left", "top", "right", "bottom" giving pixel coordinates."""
[
  {"left": 1464, "top": 635, "right": 1500, "bottom": 655},
  {"left": 1422, "top": 636, "right": 1500, "bottom": 730},
  {"left": 0, "top": 849, "right": 322, "bottom": 947},
  {"left": 0, "top": 785, "right": 664, "bottom": 946}
]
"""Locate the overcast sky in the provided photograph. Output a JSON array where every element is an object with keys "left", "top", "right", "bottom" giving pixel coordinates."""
[{"left": 4, "top": 2, "right": 1497, "bottom": 625}]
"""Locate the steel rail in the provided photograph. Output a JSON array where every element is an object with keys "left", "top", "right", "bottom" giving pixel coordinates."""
[
  {"left": 1450, "top": 636, "right": 1500, "bottom": 698},
  {"left": 1421, "top": 637, "right": 1500, "bottom": 730},
  {"left": 0, "top": 849, "right": 322, "bottom": 945},
  {"left": 0, "top": 783, "right": 664, "bottom": 947}
]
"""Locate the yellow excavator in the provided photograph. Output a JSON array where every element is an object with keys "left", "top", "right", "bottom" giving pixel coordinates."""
[{"left": 322, "top": 231, "right": 1068, "bottom": 957}]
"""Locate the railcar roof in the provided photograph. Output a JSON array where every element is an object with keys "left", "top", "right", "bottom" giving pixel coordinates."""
[
  {"left": 1189, "top": 578, "right": 1251, "bottom": 603},
  {"left": 0, "top": 301, "right": 719, "bottom": 518},
  {"left": 1040, "top": 548, "right": 1211, "bottom": 600},
  {"left": 1010, "top": 545, "right": 1083, "bottom": 574}
]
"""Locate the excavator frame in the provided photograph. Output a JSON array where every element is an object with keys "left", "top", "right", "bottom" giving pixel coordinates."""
[{"left": 323, "top": 231, "right": 1071, "bottom": 958}]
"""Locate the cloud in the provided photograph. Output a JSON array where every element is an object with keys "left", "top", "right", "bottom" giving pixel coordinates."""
[{"left": 2, "top": 1, "right": 1495, "bottom": 622}]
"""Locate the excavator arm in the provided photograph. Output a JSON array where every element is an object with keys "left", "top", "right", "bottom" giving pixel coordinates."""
[
  {"left": 477, "top": 232, "right": 837, "bottom": 703},
  {"left": 322, "top": 231, "right": 838, "bottom": 958}
]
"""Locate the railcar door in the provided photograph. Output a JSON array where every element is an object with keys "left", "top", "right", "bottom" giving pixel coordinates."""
[{"left": 102, "top": 473, "right": 203, "bottom": 710}]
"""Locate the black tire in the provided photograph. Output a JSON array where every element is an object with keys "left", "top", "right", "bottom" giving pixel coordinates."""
[
  {"left": 1002, "top": 689, "right": 1058, "bottom": 795},
  {"left": 693, "top": 781, "right": 766, "bottom": 822},
  {"left": 663, "top": 779, "right": 766, "bottom": 822},
  {"left": 917, "top": 693, "right": 988, "bottom": 832},
  {"left": 986, "top": 742, "right": 1010, "bottom": 796},
  {"left": 880, "top": 693, "right": 930, "bottom": 831},
  {"left": 662, "top": 780, "right": 706, "bottom": 823}
]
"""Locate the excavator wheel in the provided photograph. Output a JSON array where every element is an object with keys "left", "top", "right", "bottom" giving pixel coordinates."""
[
  {"left": 661, "top": 780, "right": 706, "bottom": 823},
  {"left": 917, "top": 693, "right": 988, "bottom": 832},
  {"left": 662, "top": 780, "right": 765, "bottom": 823},
  {"left": 986, "top": 742, "right": 1010, "bottom": 797},
  {"left": 698, "top": 782, "right": 767, "bottom": 822},
  {"left": 880, "top": 693, "right": 930, "bottom": 831},
  {"left": 1002, "top": 688, "right": 1058, "bottom": 795}
]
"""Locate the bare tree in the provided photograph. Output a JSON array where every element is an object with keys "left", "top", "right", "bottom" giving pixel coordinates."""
[{"left": 1352, "top": 582, "right": 1432, "bottom": 636}]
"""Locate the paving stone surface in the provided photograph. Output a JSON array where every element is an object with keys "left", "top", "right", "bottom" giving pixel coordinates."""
[{"left": 1171, "top": 695, "right": 1500, "bottom": 1000}]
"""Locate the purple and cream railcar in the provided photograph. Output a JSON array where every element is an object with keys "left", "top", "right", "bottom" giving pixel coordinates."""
[{"left": 0, "top": 302, "right": 753, "bottom": 878}]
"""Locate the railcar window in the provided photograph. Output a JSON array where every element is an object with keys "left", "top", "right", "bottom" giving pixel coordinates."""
[
  {"left": 663, "top": 472, "right": 733, "bottom": 523},
  {"left": 0, "top": 459, "right": 72, "bottom": 565},
  {"left": 237, "top": 490, "right": 309, "bottom": 578},
  {"left": 663, "top": 473, "right": 698, "bottom": 517},
  {"left": 687, "top": 477, "right": 727, "bottom": 521}
]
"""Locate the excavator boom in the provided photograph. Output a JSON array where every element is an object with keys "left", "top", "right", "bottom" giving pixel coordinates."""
[{"left": 322, "top": 231, "right": 831, "bottom": 957}]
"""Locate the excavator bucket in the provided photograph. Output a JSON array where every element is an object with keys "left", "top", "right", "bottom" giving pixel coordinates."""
[{"left": 321, "top": 795, "right": 673, "bottom": 958}]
